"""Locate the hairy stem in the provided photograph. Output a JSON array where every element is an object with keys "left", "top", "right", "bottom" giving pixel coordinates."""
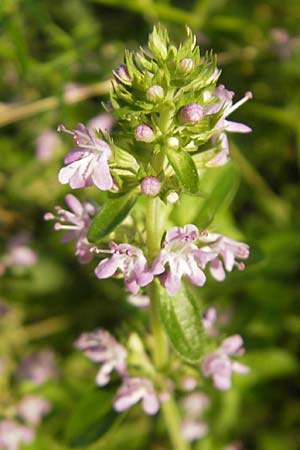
[{"left": 146, "top": 196, "right": 190, "bottom": 450}]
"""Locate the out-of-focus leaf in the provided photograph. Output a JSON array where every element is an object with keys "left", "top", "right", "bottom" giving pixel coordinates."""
[
  {"left": 195, "top": 162, "right": 240, "bottom": 229},
  {"left": 87, "top": 191, "right": 137, "bottom": 242},
  {"left": 66, "top": 388, "right": 121, "bottom": 448},
  {"left": 238, "top": 349, "right": 298, "bottom": 386},
  {"left": 158, "top": 283, "right": 205, "bottom": 362},
  {"left": 167, "top": 148, "right": 199, "bottom": 194}
]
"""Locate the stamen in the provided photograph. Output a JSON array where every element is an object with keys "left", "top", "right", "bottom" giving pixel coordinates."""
[
  {"left": 227, "top": 91, "right": 253, "bottom": 116},
  {"left": 54, "top": 223, "right": 80, "bottom": 231}
]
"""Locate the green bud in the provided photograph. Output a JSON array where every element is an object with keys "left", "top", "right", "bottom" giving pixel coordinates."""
[
  {"left": 178, "top": 58, "right": 194, "bottom": 74},
  {"left": 146, "top": 85, "right": 164, "bottom": 102}
]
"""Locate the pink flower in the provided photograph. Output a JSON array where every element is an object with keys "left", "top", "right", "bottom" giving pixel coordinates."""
[
  {"left": 0, "top": 420, "right": 34, "bottom": 450},
  {"left": 44, "top": 194, "right": 97, "bottom": 263},
  {"left": 201, "top": 233, "right": 250, "bottom": 281},
  {"left": 181, "top": 420, "right": 208, "bottom": 442},
  {"left": 180, "top": 392, "right": 210, "bottom": 442},
  {"left": 152, "top": 225, "right": 215, "bottom": 296},
  {"left": 202, "top": 335, "right": 249, "bottom": 390},
  {"left": 0, "top": 232, "right": 37, "bottom": 275},
  {"left": 94, "top": 242, "right": 153, "bottom": 294},
  {"left": 113, "top": 377, "right": 159, "bottom": 415},
  {"left": 35, "top": 129, "right": 60, "bottom": 161},
  {"left": 18, "top": 350, "right": 57, "bottom": 385},
  {"left": 88, "top": 113, "right": 115, "bottom": 134},
  {"left": 205, "top": 85, "right": 252, "bottom": 166},
  {"left": 74, "top": 329, "right": 127, "bottom": 386},
  {"left": 57, "top": 123, "right": 113, "bottom": 190},
  {"left": 202, "top": 307, "right": 218, "bottom": 335},
  {"left": 17, "top": 395, "right": 51, "bottom": 425}
]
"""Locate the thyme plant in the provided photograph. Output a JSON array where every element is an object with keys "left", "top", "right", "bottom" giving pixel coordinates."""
[{"left": 46, "top": 25, "right": 252, "bottom": 450}]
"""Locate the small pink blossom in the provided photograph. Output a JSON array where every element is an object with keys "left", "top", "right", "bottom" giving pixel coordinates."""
[
  {"left": 35, "top": 128, "right": 60, "bottom": 161},
  {"left": 113, "top": 377, "right": 159, "bottom": 415},
  {"left": 205, "top": 85, "right": 252, "bottom": 166},
  {"left": 94, "top": 242, "right": 153, "bottom": 294},
  {"left": 88, "top": 113, "right": 115, "bottom": 134},
  {"left": 74, "top": 329, "right": 127, "bottom": 386},
  {"left": 181, "top": 376, "right": 197, "bottom": 391},
  {"left": 201, "top": 233, "right": 250, "bottom": 281},
  {"left": 17, "top": 395, "right": 51, "bottom": 425},
  {"left": 0, "top": 233, "right": 37, "bottom": 276},
  {"left": 58, "top": 123, "right": 113, "bottom": 190},
  {"left": 18, "top": 350, "right": 57, "bottom": 385},
  {"left": 202, "top": 307, "right": 218, "bottom": 335},
  {"left": 44, "top": 194, "right": 97, "bottom": 263},
  {"left": 180, "top": 392, "right": 210, "bottom": 442},
  {"left": 0, "top": 420, "right": 34, "bottom": 450},
  {"left": 181, "top": 420, "right": 208, "bottom": 442},
  {"left": 152, "top": 225, "right": 215, "bottom": 296},
  {"left": 202, "top": 335, "right": 249, "bottom": 390},
  {"left": 126, "top": 294, "right": 150, "bottom": 308}
]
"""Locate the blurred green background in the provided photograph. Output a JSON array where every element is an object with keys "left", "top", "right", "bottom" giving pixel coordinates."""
[{"left": 0, "top": 1, "right": 300, "bottom": 449}]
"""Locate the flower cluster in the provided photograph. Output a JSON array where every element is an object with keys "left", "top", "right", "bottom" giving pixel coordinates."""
[
  {"left": 75, "top": 329, "right": 159, "bottom": 415},
  {"left": 44, "top": 194, "right": 97, "bottom": 263},
  {"left": 0, "top": 350, "right": 54, "bottom": 450},
  {"left": 91, "top": 224, "right": 249, "bottom": 296},
  {"left": 202, "top": 335, "right": 249, "bottom": 390},
  {"left": 180, "top": 392, "right": 210, "bottom": 442}
]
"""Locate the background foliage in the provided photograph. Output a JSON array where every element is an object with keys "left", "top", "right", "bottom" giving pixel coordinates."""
[{"left": 0, "top": 0, "right": 299, "bottom": 449}]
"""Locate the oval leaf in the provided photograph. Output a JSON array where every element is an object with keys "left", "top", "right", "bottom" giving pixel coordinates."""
[
  {"left": 167, "top": 148, "right": 199, "bottom": 194},
  {"left": 158, "top": 283, "right": 205, "bottom": 362},
  {"left": 66, "top": 388, "right": 121, "bottom": 448},
  {"left": 87, "top": 192, "right": 137, "bottom": 242}
]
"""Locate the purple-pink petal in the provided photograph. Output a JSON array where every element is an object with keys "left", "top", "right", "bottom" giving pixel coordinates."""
[
  {"left": 91, "top": 155, "right": 113, "bottom": 190},
  {"left": 95, "top": 256, "right": 120, "bottom": 279}
]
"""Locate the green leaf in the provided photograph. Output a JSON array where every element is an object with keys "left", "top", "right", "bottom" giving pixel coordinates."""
[
  {"left": 66, "top": 388, "right": 121, "bottom": 448},
  {"left": 167, "top": 148, "right": 199, "bottom": 194},
  {"left": 158, "top": 283, "right": 205, "bottom": 362},
  {"left": 87, "top": 191, "right": 137, "bottom": 242},
  {"left": 195, "top": 162, "right": 239, "bottom": 229}
]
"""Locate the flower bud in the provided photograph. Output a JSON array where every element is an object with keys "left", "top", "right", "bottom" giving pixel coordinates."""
[
  {"left": 178, "top": 57, "right": 194, "bottom": 73},
  {"left": 146, "top": 85, "right": 164, "bottom": 102},
  {"left": 135, "top": 124, "right": 154, "bottom": 142},
  {"left": 113, "top": 64, "right": 131, "bottom": 83},
  {"left": 166, "top": 192, "right": 179, "bottom": 204},
  {"left": 167, "top": 137, "right": 179, "bottom": 150},
  {"left": 179, "top": 103, "right": 203, "bottom": 123},
  {"left": 141, "top": 176, "right": 161, "bottom": 196}
]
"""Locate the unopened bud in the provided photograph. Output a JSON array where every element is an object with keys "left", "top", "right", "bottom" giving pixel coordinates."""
[
  {"left": 113, "top": 64, "right": 131, "bottom": 83},
  {"left": 167, "top": 137, "right": 179, "bottom": 150},
  {"left": 166, "top": 192, "right": 179, "bottom": 204},
  {"left": 135, "top": 124, "right": 154, "bottom": 142},
  {"left": 178, "top": 58, "right": 194, "bottom": 73},
  {"left": 146, "top": 85, "right": 164, "bottom": 102},
  {"left": 179, "top": 103, "right": 204, "bottom": 123},
  {"left": 141, "top": 176, "right": 161, "bottom": 196}
]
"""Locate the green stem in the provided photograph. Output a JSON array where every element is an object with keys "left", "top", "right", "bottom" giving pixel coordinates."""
[
  {"left": 161, "top": 398, "right": 190, "bottom": 450},
  {"left": 146, "top": 196, "right": 190, "bottom": 450}
]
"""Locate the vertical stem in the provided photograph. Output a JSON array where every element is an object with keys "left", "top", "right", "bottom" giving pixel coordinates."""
[{"left": 146, "top": 196, "right": 190, "bottom": 450}]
